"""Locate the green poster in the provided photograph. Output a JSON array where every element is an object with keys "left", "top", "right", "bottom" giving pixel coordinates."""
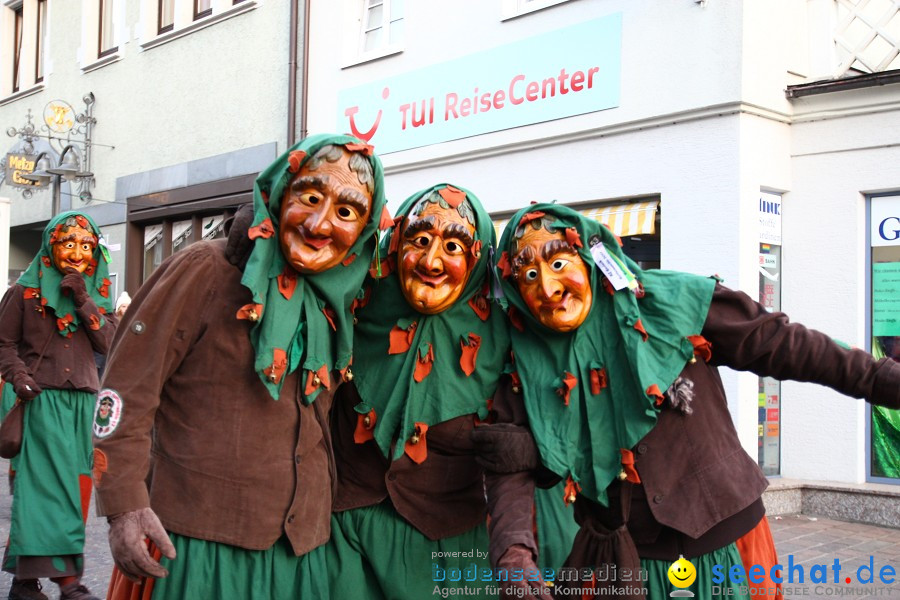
[{"left": 872, "top": 262, "right": 900, "bottom": 336}]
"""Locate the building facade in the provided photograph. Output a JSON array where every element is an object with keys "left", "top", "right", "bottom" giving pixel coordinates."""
[
  {"left": 305, "top": 0, "right": 900, "bottom": 485},
  {"left": 1, "top": 0, "right": 301, "bottom": 294}
]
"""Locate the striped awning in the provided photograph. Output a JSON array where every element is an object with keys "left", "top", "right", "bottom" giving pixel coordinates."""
[{"left": 492, "top": 200, "right": 659, "bottom": 240}]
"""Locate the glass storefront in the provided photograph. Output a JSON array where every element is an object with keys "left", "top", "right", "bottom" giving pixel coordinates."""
[
  {"left": 869, "top": 194, "right": 900, "bottom": 481},
  {"left": 758, "top": 192, "right": 782, "bottom": 476}
]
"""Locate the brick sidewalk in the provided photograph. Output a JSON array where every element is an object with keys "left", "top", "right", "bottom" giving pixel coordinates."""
[{"left": 0, "top": 462, "right": 896, "bottom": 600}]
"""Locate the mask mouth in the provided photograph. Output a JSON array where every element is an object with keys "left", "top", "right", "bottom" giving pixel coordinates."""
[
  {"left": 412, "top": 271, "right": 447, "bottom": 287},
  {"left": 303, "top": 236, "right": 333, "bottom": 250},
  {"left": 297, "top": 226, "right": 333, "bottom": 250}
]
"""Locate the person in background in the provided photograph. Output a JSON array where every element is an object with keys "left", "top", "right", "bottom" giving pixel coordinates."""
[
  {"left": 94, "top": 134, "right": 388, "bottom": 600},
  {"left": 0, "top": 212, "right": 116, "bottom": 600},
  {"left": 113, "top": 292, "right": 131, "bottom": 318}
]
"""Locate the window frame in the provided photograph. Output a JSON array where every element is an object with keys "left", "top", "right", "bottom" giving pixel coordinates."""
[
  {"left": 12, "top": 3, "right": 23, "bottom": 93},
  {"left": 358, "top": 0, "right": 403, "bottom": 56},
  {"left": 193, "top": 0, "right": 211, "bottom": 21},
  {"left": 98, "top": 0, "right": 118, "bottom": 58},
  {"left": 158, "top": 0, "right": 174, "bottom": 34},
  {"left": 34, "top": 0, "right": 45, "bottom": 82}
]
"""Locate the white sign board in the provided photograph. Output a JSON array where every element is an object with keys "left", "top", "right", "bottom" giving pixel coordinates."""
[
  {"left": 759, "top": 192, "right": 782, "bottom": 245},
  {"left": 871, "top": 195, "right": 900, "bottom": 247}
]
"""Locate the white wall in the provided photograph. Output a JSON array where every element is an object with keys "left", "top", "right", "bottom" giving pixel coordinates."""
[{"left": 781, "top": 88, "right": 900, "bottom": 482}]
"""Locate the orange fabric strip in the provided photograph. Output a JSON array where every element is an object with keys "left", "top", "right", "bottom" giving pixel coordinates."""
[
  {"left": 248, "top": 218, "right": 275, "bottom": 240},
  {"left": 439, "top": 185, "right": 466, "bottom": 208},
  {"left": 404, "top": 422, "right": 429, "bottom": 464},
  {"left": 735, "top": 517, "right": 783, "bottom": 599},
  {"left": 619, "top": 448, "right": 641, "bottom": 484}
]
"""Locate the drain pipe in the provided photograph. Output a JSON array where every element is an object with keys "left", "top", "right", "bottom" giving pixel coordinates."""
[
  {"left": 299, "top": 0, "right": 310, "bottom": 141},
  {"left": 287, "top": 0, "right": 299, "bottom": 147},
  {"left": 287, "top": 0, "right": 311, "bottom": 147}
]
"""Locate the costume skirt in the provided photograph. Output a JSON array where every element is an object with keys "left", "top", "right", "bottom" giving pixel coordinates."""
[
  {"left": 107, "top": 534, "right": 328, "bottom": 600},
  {"left": 2, "top": 384, "right": 93, "bottom": 578},
  {"left": 536, "top": 482, "right": 581, "bottom": 571},
  {"left": 641, "top": 543, "right": 752, "bottom": 600},
  {"left": 327, "top": 500, "right": 498, "bottom": 600}
]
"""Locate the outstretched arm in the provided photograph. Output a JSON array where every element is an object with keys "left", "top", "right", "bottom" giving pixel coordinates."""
[{"left": 704, "top": 283, "right": 900, "bottom": 409}]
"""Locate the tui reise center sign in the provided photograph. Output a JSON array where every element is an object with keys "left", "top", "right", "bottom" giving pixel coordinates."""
[{"left": 337, "top": 13, "right": 622, "bottom": 155}]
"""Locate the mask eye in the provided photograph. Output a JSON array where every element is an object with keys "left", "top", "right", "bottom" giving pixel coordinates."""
[
  {"left": 524, "top": 268, "right": 538, "bottom": 282},
  {"left": 336, "top": 205, "right": 358, "bottom": 221},
  {"left": 413, "top": 235, "right": 430, "bottom": 248},
  {"left": 550, "top": 259, "right": 569, "bottom": 272},
  {"left": 299, "top": 193, "right": 320, "bottom": 206},
  {"left": 445, "top": 241, "right": 465, "bottom": 255},
  {"left": 81, "top": 243, "right": 92, "bottom": 252}
]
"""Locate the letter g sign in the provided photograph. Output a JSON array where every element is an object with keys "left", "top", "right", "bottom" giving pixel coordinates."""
[{"left": 879, "top": 217, "right": 900, "bottom": 242}]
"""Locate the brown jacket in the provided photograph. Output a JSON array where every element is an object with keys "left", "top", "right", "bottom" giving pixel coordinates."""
[
  {"left": 489, "top": 284, "right": 900, "bottom": 561},
  {"left": 331, "top": 381, "right": 490, "bottom": 540},
  {"left": 94, "top": 240, "right": 336, "bottom": 555},
  {"left": 0, "top": 283, "right": 115, "bottom": 392}
]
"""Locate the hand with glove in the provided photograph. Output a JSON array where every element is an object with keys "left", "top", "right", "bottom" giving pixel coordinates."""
[
  {"left": 108, "top": 507, "right": 177, "bottom": 581},
  {"left": 224, "top": 203, "right": 255, "bottom": 271},
  {"left": 60, "top": 269, "right": 91, "bottom": 308},
  {"left": 12, "top": 372, "right": 41, "bottom": 401},
  {"left": 470, "top": 423, "right": 540, "bottom": 473},
  {"left": 498, "top": 544, "right": 552, "bottom": 599}
]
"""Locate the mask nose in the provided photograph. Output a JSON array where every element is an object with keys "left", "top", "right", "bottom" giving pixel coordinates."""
[{"left": 421, "top": 240, "right": 443, "bottom": 274}]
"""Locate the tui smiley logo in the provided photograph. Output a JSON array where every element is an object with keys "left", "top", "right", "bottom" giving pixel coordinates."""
[{"left": 344, "top": 87, "right": 390, "bottom": 142}]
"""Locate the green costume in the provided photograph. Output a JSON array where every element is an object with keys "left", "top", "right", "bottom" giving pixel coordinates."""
[
  {"left": 496, "top": 203, "right": 715, "bottom": 507},
  {"left": 1, "top": 211, "right": 112, "bottom": 580},
  {"left": 98, "top": 134, "right": 387, "bottom": 600},
  {"left": 354, "top": 184, "right": 508, "bottom": 457},
  {"left": 327, "top": 184, "right": 508, "bottom": 600},
  {"left": 241, "top": 133, "right": 387, "bottom": 402},
  {"left": 496, "top": 204, "right": 742, "bottom": 599}
]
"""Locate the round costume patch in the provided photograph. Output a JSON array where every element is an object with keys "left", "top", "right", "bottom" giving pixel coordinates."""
[{"left": 93, "top": 389, "right": 123, "bottom": 438}]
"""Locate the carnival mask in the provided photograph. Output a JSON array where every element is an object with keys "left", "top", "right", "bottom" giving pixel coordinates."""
[
  {"left": 397, "top": 198, "right": 477, "bottom": 314},
  {"left": 51, "top": 223, "right": 97, "bottom": 274},
  {"left": 279, "top": 146, "right": 373, "bottom": 274},
  {"left": 514, "top": 225, "right": 592, "bottom": 332}
]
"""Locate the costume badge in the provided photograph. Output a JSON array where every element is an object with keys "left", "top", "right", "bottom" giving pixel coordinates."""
[
  {"left": 93, "top": 388, "right": 123, "bottom": 438},
  {"left": 589, "top": 237, "right": 637, "bottom": 291}
]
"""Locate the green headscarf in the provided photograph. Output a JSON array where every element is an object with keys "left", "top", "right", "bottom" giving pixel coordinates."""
[
  {"left": 18, "top": 211, "right": 113, "bottom": 336},
  {"left": 353, "top": 184, "right": 510, "bottom": 461},
  {"left": 496, "top": 203, "right": 715, "bottom": 506},
  {"left": 239, "top": 134, "right": 387, "bottom": 401}
]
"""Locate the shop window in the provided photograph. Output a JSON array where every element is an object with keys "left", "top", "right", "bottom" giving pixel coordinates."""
[
  {"left": 140, "top": 214, "right": 227, "bottom": 283},
  {"left": 125, "top": 174, "right": 255, "bottom": 292},
  {"left": 868, "top": 194, "right": 900, "bottom": 482},
  {"left": 491, "top": 197, "right": 661, "bottom": 269},
  {"left": 757, "top": 191, "right": 783, "bottom": 476}
]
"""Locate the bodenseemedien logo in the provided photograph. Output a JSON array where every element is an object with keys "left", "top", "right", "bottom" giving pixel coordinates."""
[{"left": 668, "top": 555, "right": 697, "bottom": 598}]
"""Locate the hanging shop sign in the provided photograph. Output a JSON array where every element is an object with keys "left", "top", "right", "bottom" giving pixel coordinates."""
[
  {"left": 337, "top": 13, "right": 622, "bottom": 154},
  {"left": 3, "top": 153, "right": 44, "bottom": 189}
]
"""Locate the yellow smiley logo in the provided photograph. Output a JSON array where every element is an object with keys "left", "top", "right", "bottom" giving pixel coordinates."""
[{"left": 667, "top": 555, "right": 697, "bottom": 589}]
